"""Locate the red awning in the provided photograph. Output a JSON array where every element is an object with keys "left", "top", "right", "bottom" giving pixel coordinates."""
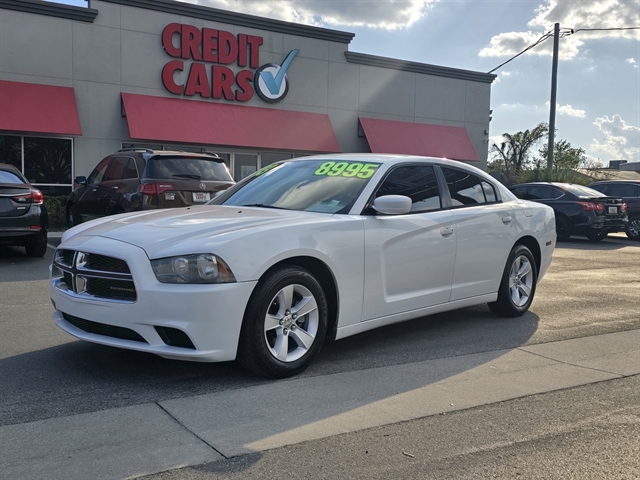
[
  {"left": 121, "top": 93, "right": 341, "bottom": 153},
  {"left": 359, "top": 117, "right": 479, "bottom": 162},
  {"left": 0, "top": 80, "right": 82, "bottom": 135}
]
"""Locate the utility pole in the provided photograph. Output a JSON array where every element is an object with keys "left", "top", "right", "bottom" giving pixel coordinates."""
[{"left": 547, "top": 22, "right": 560, "bottom": 171}]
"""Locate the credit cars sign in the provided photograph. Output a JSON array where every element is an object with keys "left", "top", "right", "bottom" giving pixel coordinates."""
[{"left": 161, "top": 23, "right": 298, "bottom": 103}]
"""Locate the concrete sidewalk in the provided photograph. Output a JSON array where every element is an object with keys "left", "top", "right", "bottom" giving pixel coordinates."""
[{"left": 2, "top": 330, "right": 639, "bottom": 480}]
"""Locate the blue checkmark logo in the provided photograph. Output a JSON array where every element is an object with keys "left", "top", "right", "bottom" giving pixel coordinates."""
[{"left": 255, "top": 50, "right": 300, "bottom": 103}]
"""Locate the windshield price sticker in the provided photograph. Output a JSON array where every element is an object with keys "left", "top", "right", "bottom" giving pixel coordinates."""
[{"left": 314, "top": 162, "right": 380, "bottom": 179}]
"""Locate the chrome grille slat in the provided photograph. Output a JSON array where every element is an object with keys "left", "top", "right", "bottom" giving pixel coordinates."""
[{"left": 52, "top": 249, "right": 137, "bottom": 302}]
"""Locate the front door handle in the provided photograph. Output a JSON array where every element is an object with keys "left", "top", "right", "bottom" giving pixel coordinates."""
[
  {"left": 502, "top": 216, "right": 513, "bottom": 224},
  {"left": 440, "top": 227, "right": 454, "bottom": 237}
]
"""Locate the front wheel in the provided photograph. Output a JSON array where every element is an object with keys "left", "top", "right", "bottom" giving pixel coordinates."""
[
  {"left": 67, "top": 204, "right": 79, "bottom": 228},
  {"left": 626, "top": 219, "right": 640, "bottom": 241},
  {"left": 237, "top": 265, "right": 328, "bottom": 378},
  {"left": 488, "top": 244, "right": 538, "bottom": 317}
]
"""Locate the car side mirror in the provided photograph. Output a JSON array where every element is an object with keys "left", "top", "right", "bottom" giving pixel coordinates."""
[
  {"left": 372, "top": 195, "right": 412, "bottom": 215},
  {"left": 74, "top": 176, "right": 87, "bottom": 186}
]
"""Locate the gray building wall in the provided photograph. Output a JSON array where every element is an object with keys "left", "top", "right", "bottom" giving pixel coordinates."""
[{"left": 0, "top": 0, "right": 494, "bottom": 177}]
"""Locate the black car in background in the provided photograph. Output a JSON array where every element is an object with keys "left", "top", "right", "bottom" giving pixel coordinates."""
[
  {"left": 0, "top": 163, "right": 48, "bottom": 257},
  {"left": 588, "top": 180, "right": 640, "bottom": 241},
  {"left": 509, "top": 182, "right": 627, "bottom": 241},
  {"left": 67, "top": 149, "right": 235, "bottom": 227}
]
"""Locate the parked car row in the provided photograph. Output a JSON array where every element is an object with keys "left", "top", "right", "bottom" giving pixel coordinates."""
[
  {"left": 66, "top": 149, "right": 235, "bottom": 227},
  {"left": 509, "top": 182, "right": 633, "bottom": 242},
  {"left": 0, "top": 163, "right": 48, "bottom": 257}
]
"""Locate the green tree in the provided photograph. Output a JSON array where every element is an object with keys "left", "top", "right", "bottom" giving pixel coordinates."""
[
  {"left": 518, "top": 139, "right": 591, "bottom": 184},
  {"left": 489, "top": 123, "right": 549, "bottom": 184},
  {"left": 537, "top": 139, "right": 586, "bottom": 171}
]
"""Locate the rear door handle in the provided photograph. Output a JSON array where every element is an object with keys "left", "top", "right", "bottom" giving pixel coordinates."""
[
  {"left": 502, "top": 216, "right": 513, "bottom": 224},
  {"left": 440, "top": 227, "right": 454, "bottom": 237}
]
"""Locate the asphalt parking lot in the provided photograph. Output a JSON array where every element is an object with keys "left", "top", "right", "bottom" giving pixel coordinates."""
[{"left": 0, "top": 233, "right": 638, "bottom": 479}]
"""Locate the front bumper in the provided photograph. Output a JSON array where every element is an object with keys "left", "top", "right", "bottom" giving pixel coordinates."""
[{"left": 50, "top": 235, "right": 257, "bottom": 362}]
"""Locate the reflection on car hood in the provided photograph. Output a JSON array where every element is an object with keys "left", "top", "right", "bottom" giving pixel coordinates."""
[{"left": 62, "top": 205, "right": 326, "bottom": 256}]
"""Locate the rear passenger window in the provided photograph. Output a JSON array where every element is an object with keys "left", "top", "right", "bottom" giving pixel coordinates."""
[
  {"left": 527, "top": 186, "right": 555, "bottom": 200},
  {"left": 376, "top": 165, "right": 441, "bottom": 213},
  {"left": 481, "top": 180, "right": 497, "bottom": 203},
  {"left": 511, "top": 187, "right": 527, "bottom": 199},
  {"left": 441, "top": 168, "right": 486, "bottom": 206}
]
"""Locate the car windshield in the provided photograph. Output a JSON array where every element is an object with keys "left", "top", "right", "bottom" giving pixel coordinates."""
[
  {"left": 210, "top": 159, "right": 382, "bottom": 214},
  {"left": 563, "top": 184, "right": 606, "bottom": 197},
  {"left": 149, "top": 157, "right": 233, "bottom": 182}
]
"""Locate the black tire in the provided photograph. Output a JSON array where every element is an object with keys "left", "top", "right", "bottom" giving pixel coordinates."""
[
  {"left": 488, "top": 244, "right": 538, "bottom": 318},
  {"left": 67, "top": 204, "right": 79, "bottom": 228},
  {"left": 25, "top": 230, "right": 47, "bottom": 257},
  {"left": 555, "top": 216, "right": 571, "bottom": 241},
  {"left": 237, "top": 265, "right": 328, "bottom": 378},
  {"left": 586, "top": 231, "right": 608, "bottom": 242},
  {"left": 626, "top": 218, "right": 640, "bottom": 241}
]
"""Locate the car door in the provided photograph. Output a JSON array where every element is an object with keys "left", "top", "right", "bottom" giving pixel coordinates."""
[
  {"left": 440, "top": 167, "right": 518, "bottom": 301},
  {"left": 362, "top": 164, "right": 457, "bottom": 321},
  {"left": 76, "top": 157, "right": 112, "bottom": 220}
]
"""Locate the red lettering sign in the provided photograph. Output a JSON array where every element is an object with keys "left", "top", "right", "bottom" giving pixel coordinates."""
[{"left": 161, "top": 23, "right": 265, "bottom": 102}]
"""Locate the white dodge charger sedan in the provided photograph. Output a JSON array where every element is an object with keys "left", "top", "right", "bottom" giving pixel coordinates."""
[{"left": 51, "top": 155, "right": 556, "bottom": 377}]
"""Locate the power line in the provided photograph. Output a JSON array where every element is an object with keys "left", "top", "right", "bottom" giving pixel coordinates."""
[
  {"left": 486, "top": 26, "right": 640, "bottom": 74},
  {"left": 487, "top": 31, "right": 554, "bottom": 74}
]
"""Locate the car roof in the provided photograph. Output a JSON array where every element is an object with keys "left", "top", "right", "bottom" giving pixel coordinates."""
[
  {"left": 114, "top": 149, "right": 223, "bottom": 160},
  {"left": 588, "top": 179, "right": 640, "bottom": 184}
]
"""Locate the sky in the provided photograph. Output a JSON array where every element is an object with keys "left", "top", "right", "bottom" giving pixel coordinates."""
[{"left": 56, "top": 0, "right": 640, "bottom": 165}]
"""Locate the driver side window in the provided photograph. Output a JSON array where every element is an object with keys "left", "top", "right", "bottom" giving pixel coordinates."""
[
  {"left": 376, "top": 165, "right": 442, "bottom": 213},
  {"left": 87, "top": 157, "right": 111, "bottom": 184}
]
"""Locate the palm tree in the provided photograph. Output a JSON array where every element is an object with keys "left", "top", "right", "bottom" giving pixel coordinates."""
[{"left": 490, "top": 123, "right": 548, "bottom": 184}]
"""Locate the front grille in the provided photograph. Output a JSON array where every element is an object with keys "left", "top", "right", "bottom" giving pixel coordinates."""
[
  {"left": 86, "top": 277, "right": 136, "bottom": 300},
  {"left": 58, "top": 249, "right": 75, "bottom": 267},
  {"left": 86, "top": 253, "right": 130, "bottom": 273},
  {"left": 53, "top": 249, "right": 136, "bottom": 302},
  {"left": 62, "top": 312, "right": 147, "bottom": 343}
]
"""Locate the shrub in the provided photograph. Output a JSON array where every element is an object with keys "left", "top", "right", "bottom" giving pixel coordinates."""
[{"left": 44, "top": 195, "right": 68, "bottom": 231}]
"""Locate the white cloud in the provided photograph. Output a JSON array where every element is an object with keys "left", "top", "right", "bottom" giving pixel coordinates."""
[
  {"left": 626, "top": 58, "right": 638, "bottom": 67},
  {"left": 590, "top": 114, "right": 640, "bottom": 161},
  {"left": 544, "top": 101, "right": 587, "bottom": 118},
  {"left": 185, "top": 0, "right": 439, "bottom": 29},
  {"left": 480, "top": 0, "right": 640, "bottom": 60}
]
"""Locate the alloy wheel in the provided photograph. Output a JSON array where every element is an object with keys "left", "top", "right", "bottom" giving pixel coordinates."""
[
  {"left": 509, "top": 255, "right": 534, "bottom": 307},
  {"left": 264, "top": 284, "right": 319, "bottom": 363}
]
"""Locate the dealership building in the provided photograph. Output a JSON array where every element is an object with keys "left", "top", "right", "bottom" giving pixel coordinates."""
[{"left": 0, "top": 0, "right": 496, "bottom": 196}]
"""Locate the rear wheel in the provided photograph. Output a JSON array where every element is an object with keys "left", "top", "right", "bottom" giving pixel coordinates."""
[
  {"left": 237, "top": 265, "right": 328, "bottom": 378},
  {"left": 586, "top": 231, "right": 608, "bottom": 242},
  {"left": 555, "top": 216, "right": 571, "bottom": 241},
  {"left": 25, "top": 230, "right": 47, "bottom": 257},
  {"left": 488, "top": 244, "right": 538, "bottom": 317},
  {"left": 626, "top": 218, "right": 640, "bottom": 241}
]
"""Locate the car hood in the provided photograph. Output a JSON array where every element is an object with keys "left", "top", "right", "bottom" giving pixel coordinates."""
[{"left": 62, "top": 205, "right": 329, "bottom": 257}]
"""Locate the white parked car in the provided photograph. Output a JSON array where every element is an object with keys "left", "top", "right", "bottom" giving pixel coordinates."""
[{"left": 51, "top": 155, "right": 556, "bottom": 377}]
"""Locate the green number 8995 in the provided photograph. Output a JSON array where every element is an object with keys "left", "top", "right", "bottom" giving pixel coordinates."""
[{"left": 314, "top": 162, "right": 379, "bottom": 179}]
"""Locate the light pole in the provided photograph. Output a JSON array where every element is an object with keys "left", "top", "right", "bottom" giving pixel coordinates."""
[{"left": 547, "top": 22, "right": 560, "bottom": 171}]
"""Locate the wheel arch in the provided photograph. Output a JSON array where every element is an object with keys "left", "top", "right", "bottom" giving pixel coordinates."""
[
  {"left": 253, "top": 255, "right": 340, "bottom": 342},
  {"left": 514, "top": 235, "right": 541, "bottom": 277}
]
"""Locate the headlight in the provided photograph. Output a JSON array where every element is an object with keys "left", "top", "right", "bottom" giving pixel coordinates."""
[{"left": 151, "top": 254, "right": 236, "bottom": 284}]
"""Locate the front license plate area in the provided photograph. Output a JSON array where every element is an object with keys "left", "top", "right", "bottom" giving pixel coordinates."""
[
  {"left": 608, "top": 207, "right": 617, "bottom": 214},
  {"left": 192, "top": 192, "right": 210, "bottom": 202}
]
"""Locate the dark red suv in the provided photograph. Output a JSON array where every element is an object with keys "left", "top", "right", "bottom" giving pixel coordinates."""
[
  {"left": 588, "top": 180, "right": 640, "bottom": 241},
  {"left": 66, "top": 149, "right": 234, "bottom": 227}
]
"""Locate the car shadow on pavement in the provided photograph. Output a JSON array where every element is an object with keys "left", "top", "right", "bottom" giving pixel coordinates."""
[
  {"left": 0, "top": 304, "right": 539, "bottom": 426},
  {"left": 0, "top": 245, "right": 54, "bottom": 281},
  {"left": 556, "top": 235, "right": 637, "bottom": 251}
]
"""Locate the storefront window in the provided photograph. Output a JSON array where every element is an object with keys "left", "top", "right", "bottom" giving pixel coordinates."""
[
  {"left": 0, "top": 135, "right": 22, "bottom": 170},
  {"left": 261, "top": 152, "right": 292, "bottom": 166},
  {"left": 0, "top": 134, "right": 72, "bottom": 196},
  {"left": 24, "top": 137, "right": 72, "bottom": 185},
  {"left": 234, "top": 153, "right": 258, "bottom": 180}
]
